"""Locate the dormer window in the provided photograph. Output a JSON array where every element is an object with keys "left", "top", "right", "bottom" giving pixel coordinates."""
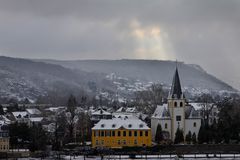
[
  {"left": 128, "top": 124, "right": 132, "bottom": 128},
  {"left": 101, "top": 124, "right": 105, "bottom": 128},
  {"left": 112, "top": 124, "right": 116, "bottom": 128},
  {"left": 139, "top": 124, "right": 143, "bottom": 128}
]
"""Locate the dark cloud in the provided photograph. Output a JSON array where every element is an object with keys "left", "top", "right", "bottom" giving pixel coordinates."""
[{"left": 0, "top": 0, "right": 239, "bottom": 89}]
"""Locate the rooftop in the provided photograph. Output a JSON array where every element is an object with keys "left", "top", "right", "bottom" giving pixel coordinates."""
[{"left": 92, "top": 118, "right": 150, "bottom": 130}]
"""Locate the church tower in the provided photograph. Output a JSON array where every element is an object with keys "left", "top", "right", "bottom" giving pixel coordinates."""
[{"left": 168, "top": 65, "right": 186, "bottom": 140}]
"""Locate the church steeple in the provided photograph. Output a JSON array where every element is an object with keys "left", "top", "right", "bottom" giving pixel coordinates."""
[{"left": 169, "top": 64, "right": 183, "bottom": 99}]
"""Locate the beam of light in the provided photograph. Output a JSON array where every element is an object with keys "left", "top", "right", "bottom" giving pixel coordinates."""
[{"left": 130, "top": 20, "right": 175, "bottom": 60}]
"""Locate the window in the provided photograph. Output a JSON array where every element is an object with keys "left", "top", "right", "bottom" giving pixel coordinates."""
[
  {"left": 165, "top": 123, "right": 168, "bottom": 129},
  {"left": 118, "top": 131, "right": 121, "bottom": 137},
  {"left": 123, "top": 140, "right": 126, "bottom": 145},
  {"left": 101, "top": 140, "right": 104, "bottom": 145},
  {"left": 140, "top": 131, "right": 143, "bottom": 137},
  {"left": 112, "top": 131, "right": 115, "bottom": 136},
  {"left": 145, "top": 131, "right": 148, "bottom": 137},
  {"left": 101, "top": 124, "right": 105, "bottom": 128},
  {"left": 101, "top": 131, "right": 104, "bottom": 137},
  {"left": 118, "top": 140, "right": 121, "bottom": 145},
  {"left": 96, "top": 140, "right": 99, "bottom": 145},
  {"left": 174, "top": 102, "right": 177, "bottom": 107},
  {"left": 123, "top": 131, "right": 126, "bottom": 137},
  {"left": 106, "top": 131, "right": 110, "bottom": 136},
  {"left": 176, "top": 116, "right": 181, "bottom": 121},
  {"left": 193, "top": 122, "right": 196, "bottom": 127},
  {"left": 180, "top": 102, "right": 183, "bottom": 107},
  {"left": 134, "top": 140, "right": 137, "bottom": 145},
  {"left": 128, "top": 124, "right": 132, "bottom": 128},
  {"left": 129, "top": 131, "right": 132, "bottom": 137},
  {"left": 112, "top": 124, "right": 116, "bottom": 128},
  {"left": 134, "top": 131, "right": 138, "bottom": 137},
  {"left": 139, "top": 124, "right": 143, "bottom": 128}
]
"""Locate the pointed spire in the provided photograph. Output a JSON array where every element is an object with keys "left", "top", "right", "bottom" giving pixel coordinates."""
[{"left": 169, "top": 62, "right": 183, "bottom": 99}]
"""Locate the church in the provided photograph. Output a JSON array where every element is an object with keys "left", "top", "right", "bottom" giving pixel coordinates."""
[{"left": 151, "top": 66, "right": 201, "bottom": 142}]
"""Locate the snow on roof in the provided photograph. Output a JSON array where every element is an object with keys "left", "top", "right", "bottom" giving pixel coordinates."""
[
  {"left": 185, "top": 105, "right": 201, "bottom": 119},
  {"left": 92, "top": 109, "right": 111, "bottom": 115},
  {"left": 190, "top": 103, "right": 214, "bottom": 110},
  {"left": 0, "top": 115, "right": 11, "bottom": 125},
  {"left": 116, "top": 107, "right": 137, "bottom": 113},
  {"left": 151, "top": 104, "right": 170, "bottom": 119},
  {"left": 26, "top": 108, "right": 41, "bottom": 115},
  {"left": 12, "top": 111, "right": 28, "bottom": 118},
  {"left": 29, "top": 117, "right": 43, "bottom": 122},
  {"left": 112, "top": 112, "right": 137, "bottom": 119},
  {"left": 92, "top": 118, "right": 150, "bottom": 130},
  {"left": 46, "top": 106, "right": 65, "bottom": 112}
]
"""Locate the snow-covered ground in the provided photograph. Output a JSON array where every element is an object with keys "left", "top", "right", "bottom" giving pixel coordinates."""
[{"left": 17, "top": 154, "right": 240, "bottom": 160}]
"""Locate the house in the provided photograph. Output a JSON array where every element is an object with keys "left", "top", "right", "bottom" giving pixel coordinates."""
[
  {"left": 92, "top": 118, "right": 151, "bottom": 148},
  {"left": 151, "top": 66, "right": 201, "bottom": 142},
  {"left": 26, "top": 108, "right": 42, "bottom": 117},
  {"left": 90, "top": 108, "right": 112, "bottom": 123},
  {"left": 0, "top": 123, "right": 9, "bottom": 152},
  {"left": 12, "top": 111, "right": 30, "bottom": 124}
]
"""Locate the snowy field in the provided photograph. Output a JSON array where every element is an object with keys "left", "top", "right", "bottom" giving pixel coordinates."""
[{"left": 17, "top": 154, "right": 240, "bottom": 160}]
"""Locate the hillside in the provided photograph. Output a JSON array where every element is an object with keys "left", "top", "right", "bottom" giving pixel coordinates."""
[
  {"left": 0, "top": 56, "right": 110, "bottom": 102},
  {"left": 0, "top": 57, "right": 236, "bottom": 103},
  {"left": 39, "top": 59, "right": 236, "bottom": 93}
]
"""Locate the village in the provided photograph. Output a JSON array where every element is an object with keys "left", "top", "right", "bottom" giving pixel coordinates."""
[{"left": 1, "top": 66, "right": 237, "bottom": 159}]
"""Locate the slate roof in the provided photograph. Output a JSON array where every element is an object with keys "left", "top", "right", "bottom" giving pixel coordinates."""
[
  {"left": 169, "top": 67, "right": 183, "bottom": 99},
  {"left": 152, "top": 104, "right": 170, "bottom": 119}
]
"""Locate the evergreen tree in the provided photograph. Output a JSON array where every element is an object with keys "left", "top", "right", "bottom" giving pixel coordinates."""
[
  {"left": 67, "top": 94, "right": 77, "bottom": 142},
  {"left": 185, "top": 131, "right": 192, "bottom": 144},
  {"left": 155, "top": 124, "right": 163, "bottom": 144},
  {"left": 192, "top": 132, "right": 197, "bottom": 144},
  {"left": 174, "top": 128, "right": 184, "bottom": 144}
]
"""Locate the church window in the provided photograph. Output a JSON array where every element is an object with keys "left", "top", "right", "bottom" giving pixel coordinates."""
[
  {"left": 180, "top": 102, "right": 183, "bottom": 107},
  {"left": 176, "top": 116, "right": 181, "bottom": 121},
  {"left": 165, "top": 123, "right": 168, "bottom": 129},
  {"left": 174, "top": 102, "right": 177, "bottom": 107},
  {"left": 193, "top": 122, "right": 196, "bottom": 127}
]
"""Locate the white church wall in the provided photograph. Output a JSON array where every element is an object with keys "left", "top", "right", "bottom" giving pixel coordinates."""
[
  {"left": 185, "top": 119, "right": 201, "bottom": 138},
  {"left": 151, "top": 118, "right": 171, "bottom": 141}
]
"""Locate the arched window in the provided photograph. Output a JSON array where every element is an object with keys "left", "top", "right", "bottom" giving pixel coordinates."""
[
  {"left": 174, "top": 102, "right": 177, "bottom": 107},
  {"left": 193, "top": 122, "right": 196, "bottom": 127},
  {"left": 180, "top": 102, "right": 183, "bottom": 107},
  {"left": 165, "top": 123, "right": 168, "bottom": 129}
]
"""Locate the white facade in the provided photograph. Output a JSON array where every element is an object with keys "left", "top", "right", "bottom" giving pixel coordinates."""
[{"left": 151, "top": 67, "right": 201, "bottom": 142}]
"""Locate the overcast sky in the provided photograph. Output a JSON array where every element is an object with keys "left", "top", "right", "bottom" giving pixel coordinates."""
[{"left": 0, "top": 0, "right": 239, "bottom": 89}]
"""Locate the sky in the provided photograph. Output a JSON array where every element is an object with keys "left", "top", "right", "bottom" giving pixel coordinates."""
[{"left": 0, "top": 0, "right": 239, "bottom": 90}]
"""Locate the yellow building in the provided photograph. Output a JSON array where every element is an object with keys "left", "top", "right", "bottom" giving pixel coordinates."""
[{"left": 92, "top": 118, "right": 151, "bottom": 148}]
